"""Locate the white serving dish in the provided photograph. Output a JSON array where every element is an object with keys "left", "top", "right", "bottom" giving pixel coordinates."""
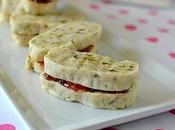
[{"left": 0, "top": 1, "right": 175, "bottom": 130}]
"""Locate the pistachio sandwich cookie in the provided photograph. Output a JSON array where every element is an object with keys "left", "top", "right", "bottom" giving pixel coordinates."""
[
  {"left": 10, "top": 12, "right": 85, "bottom": 46},
  {"left": 26, "top": 21, "right": 102, "bottom": 73},
  {"left": 40, "top": 47, "right": 139, "bottom": 109},
  {"left": 20, "top": 0, "right": 59, "bottom": 15}
]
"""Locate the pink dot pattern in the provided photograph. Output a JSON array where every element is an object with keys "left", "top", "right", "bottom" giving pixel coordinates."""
[
  {"left": 106, "top": 14, "right": 117, "bottom": 20},
  {"left": 149, "top": 10, "right": 158, "bottom": 16},
  {"left": 146, "top": 37, "right": 159, "bottom": 43},
  {"left": 168, "top": 52, "right": 175, "bottom": 59},
  {"left": 102, "top": 0, "right": 114, "bottom": 4},
  {"left": 158, "top": 28, "right": 169, "bottom": 33},
  {"left": 118, "top": 9, "right": 129, "bottom": 15},
  {"left": 137, "top": 18, "right": 148, "bottom": 24},
  {"left": 89, "top": 3, "right": 100, "bottom": 11},
  {"left": 125, "top": 24, "right": 137, "bottom": 31},
  {"left": 167, "top": 20, "right": 175, "bottom": 25},
  {"left": 0, "top": 124, "right": 15, "bottom": 130}
]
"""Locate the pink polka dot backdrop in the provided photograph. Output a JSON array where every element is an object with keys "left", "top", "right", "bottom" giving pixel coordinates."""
[
  {"left": 84, "top": 0, "right": 175, "bottom": 74},
  {"left": 70, "top": 0, "right": 175, "bottom": 130}
]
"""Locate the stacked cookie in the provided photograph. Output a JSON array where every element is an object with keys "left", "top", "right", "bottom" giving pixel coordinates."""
[
  {"left": 0, "top": 0, "right": 58, "bottom": 22},
  {"left": 10, "top": 12, "right": 85, "bottom": 46},
  {"left": 0, "top": 0, "right": 85, "bottom": 46}
]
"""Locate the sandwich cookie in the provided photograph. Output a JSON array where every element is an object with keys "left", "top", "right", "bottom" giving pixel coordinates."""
[
  {"left": 26, "top": 21, "right": 102, "bottom": 73},
  {"left": 20, "top": 0, "right": 59, "bottom": 15},
  {"left": 40, "top": 48, "right": 139, "bottom": 109},
  {"left": 10, "top": 12, "right": 85, "bottom": 46}
]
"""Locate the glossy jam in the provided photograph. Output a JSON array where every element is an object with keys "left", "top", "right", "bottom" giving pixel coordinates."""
[
  {"left": 37, "top": 61, "right": 44, "bottom": 68},
  {"left": 78, "top": 45, "right": 94, "bottom": 52},
  {"left": 30, "top": 0, "right": 51, "bottom": 3},
  {"left": 44, "top": 73, "right": 129, "bottom": 94}
]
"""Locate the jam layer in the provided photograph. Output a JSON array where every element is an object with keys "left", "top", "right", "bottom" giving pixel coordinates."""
[
  {"left": 44, "top": 73, "right": 129, "bottom": 94},
  {"left": 78, "top": 45, "right": 94, "bottom": 52},
  {"left": 30, "top": 0, "right": 52, "bottom": 4}
]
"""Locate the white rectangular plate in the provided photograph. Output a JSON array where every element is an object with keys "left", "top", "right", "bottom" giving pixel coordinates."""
[{"left": 0, "top": 4, "right": 175, "bottom": 130}]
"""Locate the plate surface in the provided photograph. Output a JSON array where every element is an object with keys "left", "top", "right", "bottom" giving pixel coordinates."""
[{"left": 0, "top": 3, "right": 175, "bottom": 130}]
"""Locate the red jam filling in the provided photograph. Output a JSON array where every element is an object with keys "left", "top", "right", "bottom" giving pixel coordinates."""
[
  {"left": 30, "top": 0, "right": 51, "bottom": 3},
  {"left": 44, "top": 73, "right": 129, "bottom": 94},
  {"left": 37, "top": 61, "right": 44, "bottom": 68},
  {"left": 78, "top": 45, "right": 94, "bottom": 52}
]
